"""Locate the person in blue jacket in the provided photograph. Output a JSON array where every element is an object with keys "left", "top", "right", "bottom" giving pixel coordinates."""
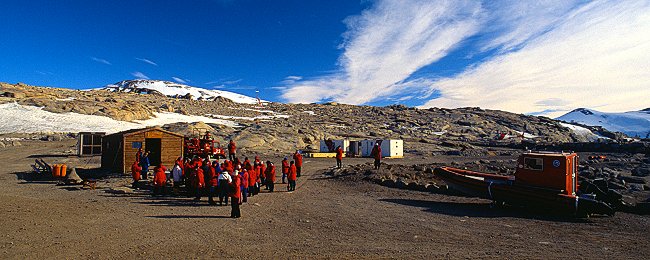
[{"left": 140, "top": 151, "right": 150, "bottom": 179}]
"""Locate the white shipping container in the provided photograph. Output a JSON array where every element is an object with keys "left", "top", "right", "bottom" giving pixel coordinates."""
[
  {"left": 319, "top": 139, "right": 350, "bottom": 153},
  {"left": 381, "top": 139, "right": 403, "bottom": 158},
  {"left": 360, "top": 139, "right": 403, "bottom": 158}
]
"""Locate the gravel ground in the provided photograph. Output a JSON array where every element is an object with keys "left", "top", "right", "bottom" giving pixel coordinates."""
[{"left": 0, "top": 140, "right": 649, "bottom": 259}]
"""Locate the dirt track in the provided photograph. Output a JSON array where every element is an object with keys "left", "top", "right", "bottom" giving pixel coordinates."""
[{"left": 1, "top": 140, "right": 649, "bottom": 259}]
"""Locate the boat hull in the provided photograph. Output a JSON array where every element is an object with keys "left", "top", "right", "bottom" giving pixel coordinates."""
[{"left": 434, "top": 167, "right": 614, "bottom": 216}]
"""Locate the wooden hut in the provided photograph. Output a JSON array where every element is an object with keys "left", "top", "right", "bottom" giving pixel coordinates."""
[{"left": 101, "top": 127, "right": 184, "bottom": 174}]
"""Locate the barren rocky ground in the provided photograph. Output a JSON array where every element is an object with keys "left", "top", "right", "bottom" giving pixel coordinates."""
[
  {"left": 1, "top": 139, "right": 649, "bottom": 259},
  {"left": 1, "top": 82, "right": 625, "bottom": 156}
]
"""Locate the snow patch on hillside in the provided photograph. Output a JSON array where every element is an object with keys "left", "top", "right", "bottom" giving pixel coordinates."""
[
  {"left": 557, "top": 108, "right": 650, "bottom": 138},
  {"left": 103, "top": 79, "right": 262, "bottom": 104},
  {"left": 559, "top": 123, "right": 608, "bottom": 142},
  {"left": 0, "top": 103, "right": 238, "bottom": 134}
]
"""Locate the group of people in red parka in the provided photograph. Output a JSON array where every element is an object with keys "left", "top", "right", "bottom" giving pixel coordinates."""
[{"left": 130, "top": 140, "right": 305, "bottom": 218}]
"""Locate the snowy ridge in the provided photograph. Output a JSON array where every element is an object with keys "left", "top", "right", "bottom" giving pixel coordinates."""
[
  {"left": 103, "top": 79, "right": 262, "bottom": 104},
  {"left": 557, "top": 108, "right": 650, "bottom": 138},
  {"left": 0, "top": 102, "right": 238, "bottom": 134}
]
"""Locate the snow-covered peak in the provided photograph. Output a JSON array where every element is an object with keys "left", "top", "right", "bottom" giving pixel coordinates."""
[
  {"left": 557, "top": 108, "right": 650, "bottom": 138},
  {"left": 103, "top": 79, "right": 261, "bottom": 104}
]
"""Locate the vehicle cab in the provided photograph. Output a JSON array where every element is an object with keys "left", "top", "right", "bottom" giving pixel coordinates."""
[{"left": 515, "top": 152, "right": 579, "bottom": 196}]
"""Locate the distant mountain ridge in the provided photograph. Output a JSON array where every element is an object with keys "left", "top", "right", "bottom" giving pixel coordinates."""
[
  {"left": 557, "top": 108, "right": 650, "bottom": 138},
  {"left": 103, "top": 79, "right": 260, "bottom": 104}
]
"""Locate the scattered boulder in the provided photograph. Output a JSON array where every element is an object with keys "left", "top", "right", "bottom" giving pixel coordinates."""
[
  {"left": 160, "top": 103, "right": 174, "bottom": 112},
  {"left": 381, "top": 179, "right": 396, "bottom": 188},
  {"left": 619, "top": 175, "right": 647, "bottom": 184},
  {"left": 628, "top": 183, "right": 646, "bottom": 191},
  {"left": 106, "top": 187, "right": 135, "bottom": 194},
  {"left": 632, "top": 167, "right": 650, "bottom": 177},
  {"left": 394, "top": 178, "right": 407, "bottom": 189},
  {"left": 635, "top": 202, "right": 650, "bottom": 215},
  {"left": 65, "top": 168, "right": 83, "bottom": 184},
  {"left": 1, "top": 91, "right": 26, "bottom": 98}
]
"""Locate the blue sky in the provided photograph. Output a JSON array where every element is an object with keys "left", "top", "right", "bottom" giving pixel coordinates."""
[{"left": 1, "top": 0, "right": 649, "bottom": 117}]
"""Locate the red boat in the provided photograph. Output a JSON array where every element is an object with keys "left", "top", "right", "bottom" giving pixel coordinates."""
[{"left": 434, "top": 152, "right": 614, "bottom": 216}]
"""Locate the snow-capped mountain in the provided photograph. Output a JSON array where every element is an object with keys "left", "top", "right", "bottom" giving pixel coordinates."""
[
  {"left": 557, "top": 108, "right": 650, "bottom": 138},
  {"left": 103, "top": 79, "right": 261, "bottom": 104}
]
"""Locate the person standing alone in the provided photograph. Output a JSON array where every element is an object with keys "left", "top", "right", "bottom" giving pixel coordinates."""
[
  {"left": 371, "top": 143, "right": 382, "bottom": 170},
  {"left": 227, "top": 140, "right": 237, "bottom": 162},
  {"left": 335, "top": 146, "right": 343, "bottom": 168}
]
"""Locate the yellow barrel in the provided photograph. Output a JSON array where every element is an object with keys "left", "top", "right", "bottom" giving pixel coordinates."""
[
  {"left": 52, "top": 164, "right": 61, "bottom": 178},
  {"left": 60, "top": 164, "right": 67, "bottom": 178}
]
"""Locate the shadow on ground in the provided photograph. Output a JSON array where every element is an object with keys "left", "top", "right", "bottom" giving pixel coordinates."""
[
  {"left": 147, "top": 215, "right": 231, "bottom": 219},
  {"left": 380, "top": 198, "right": 590, "bottom": 223},
  {"left": 27, "top": 154, "right": 74, "bottom": 158},
  {"left": 13, "top": 171, "right": 58, "bottom": 183}
]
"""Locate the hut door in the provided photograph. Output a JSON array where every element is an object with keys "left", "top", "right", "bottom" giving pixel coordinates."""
[{"left": 145, "top": 138, "right": 162, "bottom": 166}]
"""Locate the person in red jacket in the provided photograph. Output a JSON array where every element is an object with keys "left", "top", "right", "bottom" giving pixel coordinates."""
[
  {"left": 265, "top": 161, "right": 276, "bottom": 192},
  {"left": 293, "top": 150, "right": 303, "bottom": 177},
  {"left": 288, "top": 161, "right": 297, "bottom": 191},
  {"left": 281, "top": 157, "right": 289, "bottom": 184},
  {"left": 249, "top": 163, "right": 258, "bottom": 197},
  {"left": 229, "top": 172, "right": 242, "bottom": 218},
  {"left": 371, "top": 143, "right": 382, "bottom": 169},
  {"left": 227, "top": 140, "right": 237, "bottom": 161},
  {"left": 234, "top": 157, "right": 241, "bottom": 169},
  {"left": 335, "top": 145, "right": 344, "bottom": 168},
  {"left": 243, "top": 157, "right": 252, "bottom": 172},
  {"left": 135, "top": 148, "right": 143, "bottom": 164},
  {"left": 207, "top": 161, "right": 219, "bottom": 205},
  {"left": 257, "top": 159, "right": 269, "bottom": 192},
  {"left": 131, "top": 161, "right": 142, "bottom": 189},
  {"left": 153, "top": 164, "right": 167, "bottom": 195},
  {"left": 183, "top": 158, "right": 192, "bottom": 186},
  {"left": 193, "top": 165, "right": 205, "bottom": 201},
  {"left": 253, "top": 162, "right": 263, "bottom": 195}
]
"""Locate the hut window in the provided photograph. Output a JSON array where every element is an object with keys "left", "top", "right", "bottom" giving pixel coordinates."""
[
  {"left": 523, "top": 157, "right": 543, "bottom": 171},
  {"left": 78, "top": 132, "right": 104, "bottom": 156},
  {"left": 132, "top": 142, "right": 142, "bottom": 149}
]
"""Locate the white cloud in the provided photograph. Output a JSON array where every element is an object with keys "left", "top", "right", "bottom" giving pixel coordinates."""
[
  {"left": 90, "top": 56, "right": 111, "bottom": 65},
  {"left": 135, "top": 58, "right": 158, "bottom": 66},
  {"left": 222, "top": 79, "right": 242, "bottom": 85},
  {"left": 478, "top": 0, "right": 582, "bottom": 52},
  {"left": 421, "top": 1, "right": 650, "bottom": 117},
  {"left": 281, "top": 0, "right": 650, "bottom": 116},
  {"left": 35, "top": 70, "right": 54, "bottom": 75},
  {"left": 205, "top": 79, "right": 241, "bottom": 85},
  {"left": 281, "top": 76, "right": 302, "bottom": 84},
  {"left": 282, "top": 0, "right": 482, "bottom": 104},
  {"left": 172, "top": 77, "right": 188, "bottom": 84},
  {"left": 131, "top": 71, "right": 150, "bottom": 80}
]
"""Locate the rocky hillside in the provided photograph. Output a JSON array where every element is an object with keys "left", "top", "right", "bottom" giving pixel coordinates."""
[{"left": 0, "top": 82, "right": 602, "bottom": 156}]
